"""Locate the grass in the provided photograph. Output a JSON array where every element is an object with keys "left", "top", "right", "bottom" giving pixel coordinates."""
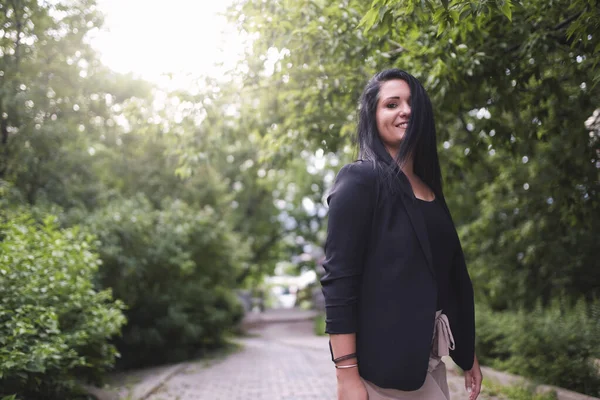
[
  {"left": 313, "top": 313, "right": 327, "bottom": 336},
  {"left": 482, "top": 380, "right": 558, "bottom": 400}
]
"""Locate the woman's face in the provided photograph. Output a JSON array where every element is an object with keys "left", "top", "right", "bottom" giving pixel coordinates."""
[{"left": 376, "top": 79, "right": 411, "bottom": 158}]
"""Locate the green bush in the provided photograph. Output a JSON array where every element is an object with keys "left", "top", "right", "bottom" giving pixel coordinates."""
[
  {"left": 86, "top": 195, "right": 246, "bottom": 369},
  {"left": 313, "top": 313, "right": 326, "bottom": 336},
  {"left": 483, "top": 381, "right": 557, "bottom": 400},
  {"left": 476, "top": 300, "right": 600, "bottom": 396},
  {"left": 0, "top": 212, "right": 126, "bottom": 399}
]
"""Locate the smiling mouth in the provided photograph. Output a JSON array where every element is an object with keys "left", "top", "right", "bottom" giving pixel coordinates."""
[{"left": 396, "top": 122, "right": 409, "bottom": 128}]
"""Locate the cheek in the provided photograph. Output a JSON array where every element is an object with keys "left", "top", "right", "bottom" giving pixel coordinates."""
[
  {"left": 375, "top": 110, "right": 383, "bottom": 126},
  {"left": 376, "top": 110, "right": 391, "bottom": 128}
]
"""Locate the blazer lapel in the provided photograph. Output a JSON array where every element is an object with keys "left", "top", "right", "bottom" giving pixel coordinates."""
[
  {"left": 397, "top": 174, "right": 436, "bottom": 280},
  {"left": 373, "top": 144, "right": 436, "bottom": 280}
]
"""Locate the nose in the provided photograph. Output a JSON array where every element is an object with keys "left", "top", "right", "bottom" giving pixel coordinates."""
[{"left": 399, "top": 102, "right": 411, "bottom": 117}]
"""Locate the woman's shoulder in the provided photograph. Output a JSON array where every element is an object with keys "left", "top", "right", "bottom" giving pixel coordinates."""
[
  {"left": 328, "top": 160, "right": 379, "bottom": 206},
  {"left": 336, "top": 160, "right": 379, "bottom": 187}
]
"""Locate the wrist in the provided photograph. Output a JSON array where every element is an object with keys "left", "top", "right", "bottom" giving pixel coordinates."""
[
  {"left": 336, "top": 368, "right": 361, "bottom": 381},
  {"left": 335, "top": 357, "right": 358, "bottom": 366},
  {"left": 336, "top": 363, "right": 360, "bottom": 381}
]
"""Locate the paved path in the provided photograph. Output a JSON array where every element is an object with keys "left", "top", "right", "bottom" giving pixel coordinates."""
[
  {"left": 145, "top": 314, "right": 336, "bottom": 400},
  {"left": 148, "top": 334, "right": 335, "bottom": 399},
  {"left": 94, "top": 309, "right": 598, "bottom": 400},
  {"left": 142, "top": 312, "right": 469, "bottom": 400}
]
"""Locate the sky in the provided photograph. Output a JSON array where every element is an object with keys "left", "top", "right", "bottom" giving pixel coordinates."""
[{"left": 90, "top": 0, "right": 246, "bottom": 90}]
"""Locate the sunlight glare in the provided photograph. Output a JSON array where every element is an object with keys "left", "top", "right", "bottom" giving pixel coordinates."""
[{"left": 90, "top": 0, "right": 245, "bottom": 89}]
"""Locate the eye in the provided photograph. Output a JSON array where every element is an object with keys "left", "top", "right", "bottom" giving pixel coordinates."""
[{"left": 386, "top": 103, "right": 398, "bottom": 109}]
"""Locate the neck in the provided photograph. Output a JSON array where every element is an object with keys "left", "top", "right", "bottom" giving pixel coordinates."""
[
  {"left": 386, "top": 146, "right": 415, "bottom": 176},
  {"left": 401, "top": 160, "right": 414, "bottom": 177}
]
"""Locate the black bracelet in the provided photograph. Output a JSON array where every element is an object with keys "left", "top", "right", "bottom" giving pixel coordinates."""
[{"left": 333, "top": 353, "right": 357, "bottom": 364}]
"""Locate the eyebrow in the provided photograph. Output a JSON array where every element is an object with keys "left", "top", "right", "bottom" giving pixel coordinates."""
[{"left": 383, "top": 96, "right": 411, "bottom": 101}]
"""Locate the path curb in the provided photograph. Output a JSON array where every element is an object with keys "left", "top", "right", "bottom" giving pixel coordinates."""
[
  {"left": 85, "top": 309, "right": 318, "bottom": 400},
  {"left": 444, "top": 358, "right": 600, "bottom": 400},
  {"left": 84, "top": 363, "right": 190, "bottom": 400}
]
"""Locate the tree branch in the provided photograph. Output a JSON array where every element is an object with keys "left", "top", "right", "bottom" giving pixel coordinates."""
[
  {"left": 506, "top": 43, "right": 521, "bottom": 53},
  {"left": 387, "top": 38, "right": 406, "bottom": 54},
  {"left": 235, "top": 230, "right": 281, "bottom": 284},
  {"left": 0, "top": 101, "right": 8, "bottom": 179},
  {"left": 233, "top": 188, "right": 270, "bottom": 232},
  {"left": 459, "top": 114, "right": 473, "bottom": 137},
  {"left": 0, "top": 102, "right": 7, "bottom": 146},
  {"left": 251, "top": 230, "right": 281, "bottom": 265},
  {"left": 552, "top": 11, "right": 583, "bottom": 31},
  {"left": 10, "top": 0, "right": 22, "bottom": 67},
  {"left": 505, "top": 10, "right": 585, "bottom": 54}
]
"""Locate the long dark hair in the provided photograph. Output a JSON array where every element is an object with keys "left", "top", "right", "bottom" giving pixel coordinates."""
[{"left": 356, "top": 68, "right": 443, "bottom": 198}]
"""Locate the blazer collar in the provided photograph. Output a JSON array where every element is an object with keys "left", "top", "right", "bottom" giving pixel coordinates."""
[
  {"left": 396, "top": 173, "right": 435, "bottom": 280},
  {"left": 373, "top": 138, "right": 436, "bottom": 280}
]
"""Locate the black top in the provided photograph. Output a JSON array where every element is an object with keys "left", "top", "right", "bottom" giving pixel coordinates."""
[
  {"left": 418, "top": 197, "right": 460, "bottom": 311},
  {"left": 320, "top": 161, "right": 475, "bottom": 391}
]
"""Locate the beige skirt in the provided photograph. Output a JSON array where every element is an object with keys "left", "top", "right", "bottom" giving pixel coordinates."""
[{"left": 361, "top": 311, "right": 455, "bottom": 400}]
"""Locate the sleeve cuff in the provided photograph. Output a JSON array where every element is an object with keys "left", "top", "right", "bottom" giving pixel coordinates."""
[{"left": 324, "top": 304, "right": 357, "bottom": 334}]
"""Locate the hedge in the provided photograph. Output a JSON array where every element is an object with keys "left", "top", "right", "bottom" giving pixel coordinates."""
[
  {"left": 85, "top": 195, "right": 245, "bottom": 369},
  {"left": 0, "top": 212, "right": 126, "bottom": 399},
  {"left": 476, "top": 300, "right": 600, "bottom": 397}
]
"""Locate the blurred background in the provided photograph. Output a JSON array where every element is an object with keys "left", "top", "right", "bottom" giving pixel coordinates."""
[{"left": 0, "top": 0, "right": 598, "bottom": 399}]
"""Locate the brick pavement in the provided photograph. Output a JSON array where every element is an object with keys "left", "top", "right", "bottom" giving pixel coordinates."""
[
  {"left": 94, "top": 310, "right": 598, "bottom": 400},
  {"left": 147, "top": 336, "right": 336, "bottom": 400},
  {"left": 144, "top": 317, "right": 472, "bottom": 400}
]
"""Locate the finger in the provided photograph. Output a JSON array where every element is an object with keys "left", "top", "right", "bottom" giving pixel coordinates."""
[
  {"left": 472, "top": 372, "right": 482, "bottom": 400},
  {"left": 473, "top": 384, "right": 480, "bottom": 400},
  {"left": 469, "top": 373, "right": 478, "bottom": 400},
  {"left": 465, "top": 371, "right": 473, "bottom": 393},
  {"left": 475, "top": 386, "right": 481, "bottom": 400}
]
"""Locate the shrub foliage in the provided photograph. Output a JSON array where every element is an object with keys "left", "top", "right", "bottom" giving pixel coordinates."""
[
  {"left": 0, "top": 212, "right": 126, "bottom": 399},
  {"left": 86, "top": 195, "right": 246, "bottom": 368},
  {"left": 476, "top": 300, "right": 600, "bottom": 396}
]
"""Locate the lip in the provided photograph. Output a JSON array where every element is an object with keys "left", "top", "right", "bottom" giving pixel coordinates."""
[{"left": 395, "top": 122, "right": 409, "bottom": 128}]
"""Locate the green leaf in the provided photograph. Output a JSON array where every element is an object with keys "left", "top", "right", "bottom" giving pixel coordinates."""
[
  {"left": 450, "top": 10, "right": 460, "bottom": 23},
  {"left": 500, "top": 0, "right": 512, "bottom": 21},
  {"left": 358, "top": 8, "right": 379, "bottom": 31},
  {"left": 437, "top": 21, "right": 447, "bottom": 37},
  {"left": 459, "top": 8, "right": 472, "bottom": 21},
  {"left": 433, "top": 7, "right": 447, "bottom": 23},
  {"left": 424, "top": 0, "right": 435, "bottom": 13}
]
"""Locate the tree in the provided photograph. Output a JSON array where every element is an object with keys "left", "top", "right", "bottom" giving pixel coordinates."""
[
  {"left": 0, "top": 210, "right": 126, "bottom": 399},
  {"left": 169, "top": 78, "right": 331, "bottom": 284},
  {"left": 85, "top": 195, "right": 245, "bottom": 369},
  {"left": 0, "top": 0, "right": 289, "bottom": 380},
  {"left": 0, "top": 0, "right": 150, "bottom": 208},
  {"left": 229, "top": 0, "right": 600, "bottom": 308}
]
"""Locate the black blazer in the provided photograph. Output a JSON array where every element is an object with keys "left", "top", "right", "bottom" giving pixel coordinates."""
[{"left": 320, "top": 160, "right": 475, "bottom": 391}]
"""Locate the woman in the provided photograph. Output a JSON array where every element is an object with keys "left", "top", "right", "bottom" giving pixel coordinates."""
[{"left": 320, "top": 69, "right": 483, "bottom": 400}]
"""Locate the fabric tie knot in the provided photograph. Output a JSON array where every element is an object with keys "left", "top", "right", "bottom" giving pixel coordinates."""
[{"left": 433, "top": 312, "right": 455, "bottom": 358}]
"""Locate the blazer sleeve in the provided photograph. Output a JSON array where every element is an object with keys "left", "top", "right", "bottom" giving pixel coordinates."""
[
  {"left": 450, "top": 245, "right": 476, "bottom": 371},
  {"left": 320, "top": 162, "right": 377, "bottom": 334},
  {"left": 438, "top": 195, "right": 475, "bottom": 370}
]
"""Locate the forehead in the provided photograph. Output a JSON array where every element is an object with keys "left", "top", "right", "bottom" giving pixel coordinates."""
[{"left": 379, "top": 79, "right": 410, "bottom": 99}]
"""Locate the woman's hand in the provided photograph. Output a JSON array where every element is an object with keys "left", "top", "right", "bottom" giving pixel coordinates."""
[
  {"left": 336, "top": 367, "right": 368, "bottom": 400},
  {"left": 464, "top": 353, "right": 483, "bottom": 400}
]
